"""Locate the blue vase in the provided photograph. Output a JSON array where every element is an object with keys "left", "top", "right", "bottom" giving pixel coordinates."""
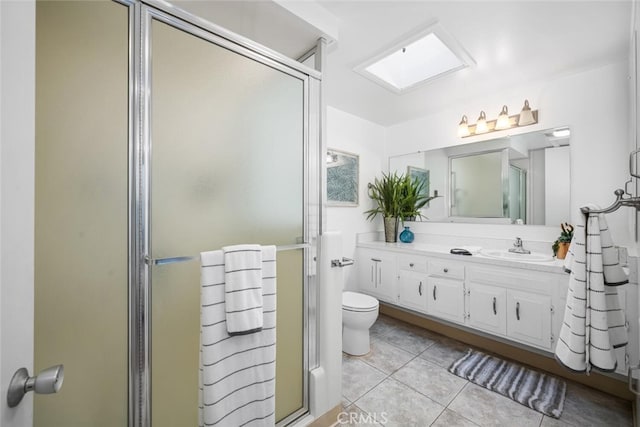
[{"left": 399, "top": 226, "right": 414, "bottom": 243}]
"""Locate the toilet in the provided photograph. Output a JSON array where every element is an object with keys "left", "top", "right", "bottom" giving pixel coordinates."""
[{"left": 342, "top": 291, "right": 379, "bottom": 356}]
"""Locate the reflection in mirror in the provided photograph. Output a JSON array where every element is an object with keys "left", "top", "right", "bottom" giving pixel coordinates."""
[
  {"left": 389, "top": 127, "right": 571, "bottom": 225},
  {"left": 450, "top": 150, "right": 504, "bottom": 218}
]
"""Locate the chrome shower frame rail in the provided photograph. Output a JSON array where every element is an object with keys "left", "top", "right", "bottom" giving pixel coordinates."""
[{"left": 150, "top": 244, "right": 311, "bottom": 266}]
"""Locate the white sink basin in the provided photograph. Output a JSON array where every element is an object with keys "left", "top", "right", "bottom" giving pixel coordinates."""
[{"left": 479, "top": 249, "right": 555, "bottom": 263}]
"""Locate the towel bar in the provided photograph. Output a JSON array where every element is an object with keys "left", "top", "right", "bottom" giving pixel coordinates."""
[
  {"left": 331, "top": 257, "right": 354, "bottom": 268},
  {"left": 581, "top": 189, "right": 640, "bottom": 215},
  {"left": 149, "top": 243, "right": 310, "bottom": 266},
  {"left": 583, "top": 150, "right": 640, "bottom": 215}
]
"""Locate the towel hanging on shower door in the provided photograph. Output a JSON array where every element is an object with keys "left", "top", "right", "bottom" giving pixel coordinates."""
[
  {"left": 223, "top": 244, "right": 264, "bottom": 335},
  {"left": 199, "top": 245, "right": 277, "bottom": 427}
]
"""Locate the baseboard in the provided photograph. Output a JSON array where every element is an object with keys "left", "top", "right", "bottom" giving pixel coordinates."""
[
  {"left": 308, "top": 404, "right": 342, "bottom": 427},
  {"left": 380, "top": 303, "right": 634, "bottom": 401}
]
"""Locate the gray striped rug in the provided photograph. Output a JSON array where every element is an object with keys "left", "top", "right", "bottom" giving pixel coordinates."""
[{"left": 449, "top": 349, "right": 566, "bottom": 418}]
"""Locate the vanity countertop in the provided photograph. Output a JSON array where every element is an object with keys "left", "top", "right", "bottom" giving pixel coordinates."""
[{"left": 358, "top": 241, "right": 567, "bottom": 274}]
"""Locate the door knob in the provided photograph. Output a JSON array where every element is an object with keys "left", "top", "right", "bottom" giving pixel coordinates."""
[{"left": 7, "top": 364, "right": 64, "bottom": 408}]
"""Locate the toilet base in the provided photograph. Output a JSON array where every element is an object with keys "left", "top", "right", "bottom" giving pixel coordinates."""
[{"left": 342, "top": 325, "right": 371, "bottom": 356}]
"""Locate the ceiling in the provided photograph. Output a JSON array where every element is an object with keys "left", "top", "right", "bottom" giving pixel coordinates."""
[{"left": 175, "top": 1, "right": 633, "bottom": 127}]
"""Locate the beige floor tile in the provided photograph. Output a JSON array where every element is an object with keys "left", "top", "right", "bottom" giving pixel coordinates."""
[
  {"left": 432, "top": 409, "right": 480, "bottom": 427},
  {"left": 369, "top": 314, "right": 403, "bottom": 338},
  {"left": 359, "top": 336, "right": 415, "bottom": 374},
  {"left": 342, "top": 354, "right": 386, "bottom": 402},
  {"left": 557, "top": 382, "right": 632, "bottom": 427},
  {"left": 357, "top": 316, "right": 632, "bottom": 427},
  {"left": 419, "top": 335, "right": 470, "bottom": 369},
  {"left": 377, "top": 323, "right": 437, "bottom": 355},
  {"left": 540, "top": 415, "right": 573, "bottom": 426},
  {"left": 447, "top": 383, "right": 543, "bottom": 427},
  {"left": 355, "top": 377, "right": 445, "bottom": 427},
  {"left": 392, "top": 357, "right": 467, "bottom": 406},
  {"left": 336, "top": 404, "right": 383, "bottom": 426}
]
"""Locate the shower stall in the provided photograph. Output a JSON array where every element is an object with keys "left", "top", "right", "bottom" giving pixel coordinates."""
[{"left": 34, "top": 1, "right": 321, "bottom": 425}]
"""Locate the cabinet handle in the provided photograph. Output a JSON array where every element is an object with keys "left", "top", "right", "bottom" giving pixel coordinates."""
[
  {"left": 516, "top": 301, "right": 520, "bottom": 321},
  {"left": 371, "top": 265, "right": 374, "bottom": 283},
  {"left": 493, "top": 297, "right": 497, "bottom": 315},
  {"left": 409, "top": 263, "right": 414, "bottom": 267},
  {"left": 433, "top": 285, "right": 437, "bottom": 300},
  {"left": 418, "top": 281, "right": 423, "bottom": 296},
  {"left": 443, "top": 268, "right": 449, "bottom": 273}
]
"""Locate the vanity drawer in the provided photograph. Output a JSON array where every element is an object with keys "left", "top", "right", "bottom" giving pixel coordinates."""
[
  {"left": 428, "top": 260, "right": 465, "bottom": 280},
  {"left": 398, "top": 255, "right": 427, "bottom": 273}
]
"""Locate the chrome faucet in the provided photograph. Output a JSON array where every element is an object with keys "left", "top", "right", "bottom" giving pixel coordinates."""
[{"left": 509, "top": 237, "right": 531, "bottom": 254}]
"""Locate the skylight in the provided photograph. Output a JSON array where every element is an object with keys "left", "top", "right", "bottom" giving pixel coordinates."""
[{"left": 355, "top": 22, "right": 474, "bottom": 94}]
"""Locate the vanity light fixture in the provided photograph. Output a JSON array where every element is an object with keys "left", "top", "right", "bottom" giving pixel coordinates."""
[
  {"left": 457, "top": 115, "right": 470, "bottom": 137},
  {"left": 458, "top": 99, "right": 538, "bottom": 138}
]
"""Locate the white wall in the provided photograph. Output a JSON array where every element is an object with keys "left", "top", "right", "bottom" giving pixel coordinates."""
[
  {"left": 326, "top": 106, "right": 386, "bottom": 290},
  {"left": 387, "top": 61, "right": 633, "bottom": 247},
  {"left": 0, "top": 1, "right": 35, "bottom": 425},
  {"left": 545, "top": 146, "right": 571, "bottom": 226}
]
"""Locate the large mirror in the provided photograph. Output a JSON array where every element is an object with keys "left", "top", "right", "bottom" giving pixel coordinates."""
[{"left": 389, "top": 127, "right": 571, "bottom": 225}]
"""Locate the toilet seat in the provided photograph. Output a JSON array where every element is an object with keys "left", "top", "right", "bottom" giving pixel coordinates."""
[{"left": 342, "top": 291, "right": 379, "bottom": 312}]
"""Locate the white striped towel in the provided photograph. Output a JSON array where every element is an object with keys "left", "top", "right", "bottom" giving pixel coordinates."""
[
  {"left": 555, "top": 208, "right": 628, "bottom": 373},
  {"left": 223, "top": 244, "right": 263, "bottom": 335},
  {"left": 199, "top": 246, "right": 277, "bottom": 427}
]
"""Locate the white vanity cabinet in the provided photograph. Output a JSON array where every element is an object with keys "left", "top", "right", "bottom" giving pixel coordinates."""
[
  {"left": 467, "top": 265, "right": 556, "bottom": 350},
  {"left": 467, "top": 282, "right": 506, "bottom": 335},
  {"left": 397, "top": 254, "right": 428, "bottom": 312},
  {"left": 426, "top": 276, "right": 466, "bottom": 324},
  {"left": 398, "top": 271, "right": 428, "bottom": 312},
  {"left": 506, "top": 290, "right": 552, "bottom": 349},
  {"left": 356, "top": 242, "right": 638, "bottom": 372},
  {"left": 356, "top": 248, "right": 398, "bottom": 303},
  {"left": 426, "top": 259, "right": 466, "bottom": 324}
]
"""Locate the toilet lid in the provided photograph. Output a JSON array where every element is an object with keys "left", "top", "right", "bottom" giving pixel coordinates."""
[{"left": 343, "top": 291, "right": 379, "bottom": 311}]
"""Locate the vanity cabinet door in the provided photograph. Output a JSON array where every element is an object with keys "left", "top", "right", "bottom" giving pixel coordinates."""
[
  {"left": 506, "top": 290, "right": 552, "bottom": 350},
  {"left": 356, "top": 248, "right": 397, "bottom": 303},
  {"left": 398, "top": 270, "right": 428, "bottom": 312},
  {"left": 426, "top": 276, "right": 465, "bottom": 324},
  {"left": 468, "top": 282, "right": 507, "bottom": 336},
  {"left": 357, "top": 249, "right": 377, "bottom": 295}
]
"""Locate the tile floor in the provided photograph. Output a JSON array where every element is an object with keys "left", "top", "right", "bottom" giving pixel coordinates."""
[{"left": 340, "top": 315, "right": 634, "bottom": 427}]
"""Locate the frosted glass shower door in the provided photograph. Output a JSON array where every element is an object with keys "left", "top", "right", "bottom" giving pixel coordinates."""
[
  {"left": 148, "top": 17, "right": 306, "bottom": 426},
  {"left": 34, "top": 1, "right": 129, "bottom": 425}
]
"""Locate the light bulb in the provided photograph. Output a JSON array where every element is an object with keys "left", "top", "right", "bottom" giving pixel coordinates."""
[
  {"left": 495, "top": 105, "right": 510, "bottom": 130},
  {"left": 475, "top": 111, "right": 488, "bottom": 134},
  {"left": 458, "top": 115, "right": 470, "bottom": 137},
  {"left": 518, "top": 99, "right": 535, "bottom": 126}
]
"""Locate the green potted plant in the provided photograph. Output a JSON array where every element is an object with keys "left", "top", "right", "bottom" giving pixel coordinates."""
[
  {"left": 399, "top": 175, "right": 439, "bottom": 221},
  {"left": 552, "top": 223, "right": 574, "bottom": 259},
  {"left": 364, "top": 172, "right": 404, "bottom": 242},
  {"left": 365, "top": 172, "right": 440, "bottom": 242}
]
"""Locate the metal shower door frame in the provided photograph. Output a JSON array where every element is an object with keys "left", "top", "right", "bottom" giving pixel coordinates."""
[{"left": 128, "top": 2, "right": 322, "bottom": 426}]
